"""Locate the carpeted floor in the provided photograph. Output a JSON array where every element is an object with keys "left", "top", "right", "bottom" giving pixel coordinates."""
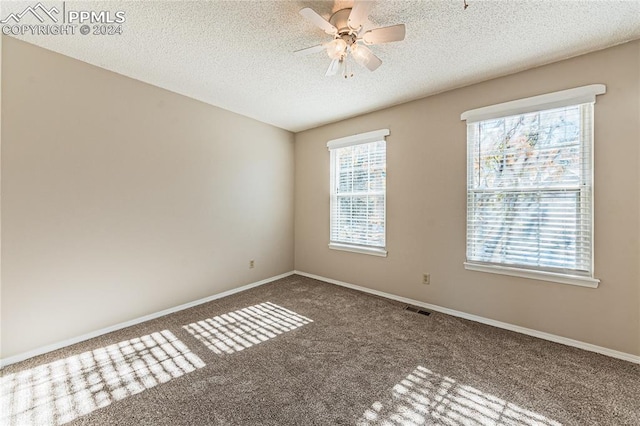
[{"left": 1, "top": 274, "right": 639, "bottom": 425}]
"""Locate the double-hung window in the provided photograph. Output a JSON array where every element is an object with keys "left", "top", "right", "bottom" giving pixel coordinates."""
[
  {"left": 328, "top": 129, "right": 388, "bottom": 257},
  {"left": 461, "top": 85, "right": 605, "bottom": 287}
]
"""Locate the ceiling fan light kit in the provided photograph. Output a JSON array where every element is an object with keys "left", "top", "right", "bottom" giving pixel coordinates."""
[{"left": 295, "top": 1, "right": 406, "bottom": 78}]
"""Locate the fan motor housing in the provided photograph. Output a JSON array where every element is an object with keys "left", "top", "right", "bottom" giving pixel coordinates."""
[{"left": 329, "top": 8, "right": 355, "bottom": 35}]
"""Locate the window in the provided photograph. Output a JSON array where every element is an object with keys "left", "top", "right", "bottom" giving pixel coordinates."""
[
  {"left": 328, "top": 129, "right": 388, "bottom": 257},
  {"left": 461, "top": 85, "right": 605, "bottom": 287}
]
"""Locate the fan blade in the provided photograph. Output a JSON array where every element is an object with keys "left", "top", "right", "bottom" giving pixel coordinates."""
[
  {"left": 348, "top": 0, "right": 374, "bottom": 30},
  {"left": 294, "top": 44, "right": 326, "bottom": 56},
  {"left": 300, "top": 8, "right": 337, "bottom": 35},
  {"left": 362, "top": 24, "right": 406, "bottom": 44},
  {"left": 351, "top": 45, "right": 382, "bottom": 71},
  {"left": 325, "top": 58, "right": 341, "bottom": 76}
]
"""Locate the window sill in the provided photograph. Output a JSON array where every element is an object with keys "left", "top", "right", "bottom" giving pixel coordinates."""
[
  {"left": 329, "top": 243, "right": 387, "bottom": 257},
  {"left": 464, "top": 262, "right": 600, "bottom": 288}
]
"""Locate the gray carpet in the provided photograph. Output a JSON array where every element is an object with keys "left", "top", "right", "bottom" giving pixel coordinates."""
[{"left": 1, "top": 274, "right": 639, "bottom": 425}]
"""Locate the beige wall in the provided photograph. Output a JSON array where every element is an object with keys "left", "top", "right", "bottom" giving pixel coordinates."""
[
  {"left": 295, "top": 41, "right": 640, "bottom": 356},
  {"left": 1, "top": 36, "right": 294, "bottom": 359},
  {"left": 2, "top": 36, "right": 638, "bottom": 362}
]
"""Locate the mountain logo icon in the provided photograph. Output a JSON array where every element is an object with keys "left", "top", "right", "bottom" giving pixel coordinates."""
[{"left": 1, "top": 2, "right": 60, "bottom": 24}]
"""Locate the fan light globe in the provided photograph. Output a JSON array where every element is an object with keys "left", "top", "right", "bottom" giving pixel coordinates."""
[
  {"left": 350, "top": 43, "right": 367, "bottom": 66},
  {"left": 326, "top": 38, "right": 347, "bottom": 60}
]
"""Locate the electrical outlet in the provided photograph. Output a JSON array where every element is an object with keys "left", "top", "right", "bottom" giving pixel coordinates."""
[
  {"left": 249, "top": 260, "right": 255, "bottom": 269},
  {"left": 422, "top": 273, "right": 430, "bottom": 285}
]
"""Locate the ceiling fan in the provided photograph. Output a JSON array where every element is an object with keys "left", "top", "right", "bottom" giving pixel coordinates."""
[{"left": 295, "top": 1, "right": 406, "bottom": 77}]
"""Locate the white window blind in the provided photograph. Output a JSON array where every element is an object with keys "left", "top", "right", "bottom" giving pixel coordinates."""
[
  {"left": 328, "top": 129, "right": 388, "bottom": 256},
  {"left": 462, "top": 85, "right": 604, "bottom": 287}
]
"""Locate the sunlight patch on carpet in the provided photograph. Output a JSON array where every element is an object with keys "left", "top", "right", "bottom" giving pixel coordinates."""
[
  {"left": 1, "top": 330, "right": 205, "bottom": 426},
  {"left": 183, "top": 301, "right": 313, "bottom": 355},
  {"left": 358, "top": 366, "right": 561, "bottom": 426}
]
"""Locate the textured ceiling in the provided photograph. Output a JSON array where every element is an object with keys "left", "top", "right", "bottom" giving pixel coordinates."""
[{"left": 3, "top": 0, "right": 640, "bottom": 132}]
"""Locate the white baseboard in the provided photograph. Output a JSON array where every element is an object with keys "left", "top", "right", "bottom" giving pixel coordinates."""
[
  {"left": 5, "top": 270, "right": 637, "bottom": 368},
  {"left": 0, "top": 271, "right": 295, "bottom": 368},
  {"left": 294, "top": 270, "right": 640, "bottom": 364}
]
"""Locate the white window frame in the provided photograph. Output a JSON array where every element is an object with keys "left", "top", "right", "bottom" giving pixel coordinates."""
[
  {"left": 327, "top": 129, "right": 389, "bottom": 257},
  {"left": 461, "top": 85, "right": 605, "bottom": 288}
]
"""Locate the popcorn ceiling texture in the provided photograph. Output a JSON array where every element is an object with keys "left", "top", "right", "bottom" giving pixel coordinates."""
[{"left": 4, "top": 0, "right": 640, "bottom": 131}]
